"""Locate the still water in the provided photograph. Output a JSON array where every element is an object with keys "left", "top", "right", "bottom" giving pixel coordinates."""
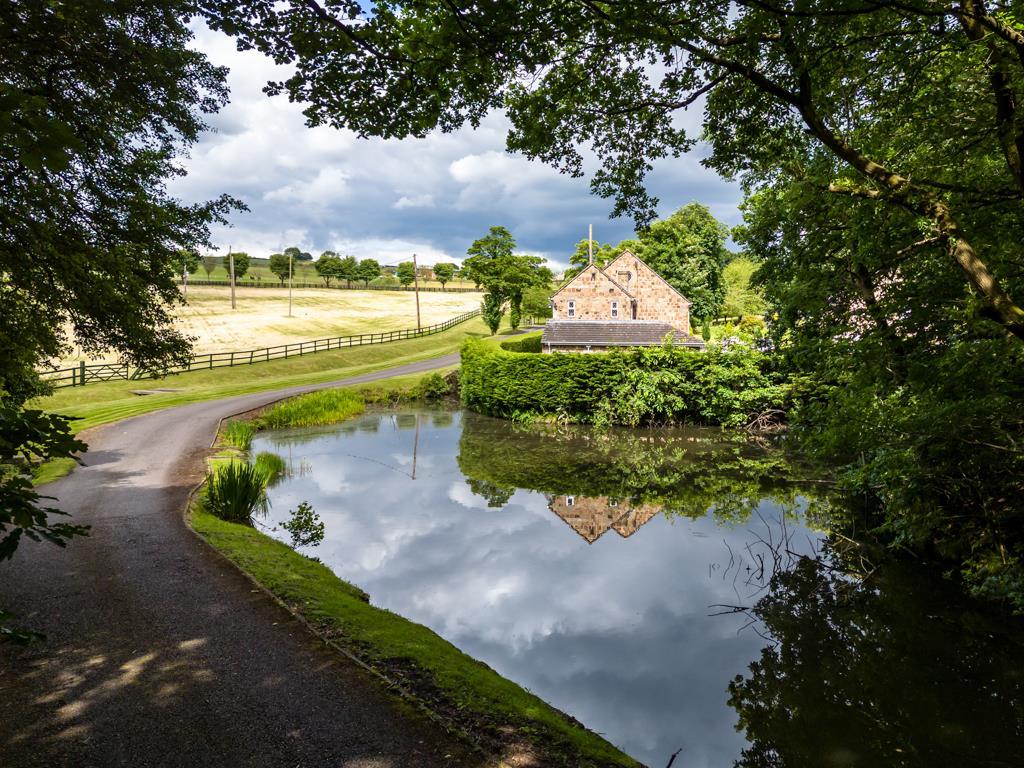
[{"left": 252, "top": 409, "right": 1024, "bottom": 767}]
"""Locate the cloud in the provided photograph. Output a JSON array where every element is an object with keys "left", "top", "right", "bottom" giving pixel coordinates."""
[{"left": 171, "top": 22, "right": 743, "bottom": 270}]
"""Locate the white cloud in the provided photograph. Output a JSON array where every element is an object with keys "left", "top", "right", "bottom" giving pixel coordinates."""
[{"left": 171, "top": 22, "right": 742, "bottom": 265}]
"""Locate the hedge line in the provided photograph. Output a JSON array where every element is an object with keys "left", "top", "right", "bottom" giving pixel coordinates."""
[
  {"left": 498, "top": 332, "right": 542, "bottom": 353},
  {"left": 460, "top": 339, "right": 787, "bottom": 427}
]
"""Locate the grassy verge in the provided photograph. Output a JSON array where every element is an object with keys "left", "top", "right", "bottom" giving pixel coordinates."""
[{"left": 190, "top": 502, "right": 637, "bottom": 767}]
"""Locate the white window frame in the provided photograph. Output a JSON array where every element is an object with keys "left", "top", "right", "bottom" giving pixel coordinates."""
[
  {"left": 567, "top": 300, "right": 576, "bottom": 318},
  {"left": 566, "top": 495, "right": 575, "bottom": 507},
  {"left": 610, "top": 301, "right": 619, "bottom": 318}
]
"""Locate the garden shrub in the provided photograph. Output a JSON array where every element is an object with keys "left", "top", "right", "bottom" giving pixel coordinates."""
[
  {"left": 499, "top": 333, "right": 542, "bottom": 353},
  {"left": 204, "top": 461, "right": 269, "bottom": 524},
  {"left": 460, "top": 339, "right": 786, "bottom": 427},
  {"left": 412, "top": 372, "right": 450, "bottom": 400}
]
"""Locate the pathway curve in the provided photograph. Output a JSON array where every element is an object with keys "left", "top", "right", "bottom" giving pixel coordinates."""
[{"left": 0, "top": 354, "right": 486, "bottom": 768}]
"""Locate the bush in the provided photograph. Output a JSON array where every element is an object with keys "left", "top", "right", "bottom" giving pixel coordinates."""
[
  {"left": 460, "top": 338, "right": 787, "bottom": 427},
  {"left": 253, "top": 451, "right": 287, "bottom": 485},
  {"left": 280, "top": 501, "right": 325, "bottom": 548},
  {"left": 260, "top": 389, "right": 365, "bottom": 429},
  {"left": 204, "top": 461, "right": 269, "bottom": 524},
  {"left": 223, "top": 419, "right": 256, "bottom": 450},
  {"left": 413, "top": 372, "right": 451, "bottom": 400},
  {"left": 500, "top": 333, "right": 542, "bottom": 353}
]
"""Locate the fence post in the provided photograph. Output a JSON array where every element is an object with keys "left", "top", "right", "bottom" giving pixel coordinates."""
[{"left": 79, "top": 360, "right": 86, "bottom": 387}]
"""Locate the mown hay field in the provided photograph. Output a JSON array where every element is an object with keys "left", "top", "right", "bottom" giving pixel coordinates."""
[{"left": 60, "top": 286, "right": 482, "bottom": 363}]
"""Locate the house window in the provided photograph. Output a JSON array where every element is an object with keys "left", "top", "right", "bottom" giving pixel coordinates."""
[
  {"left": 610, "top": 301, "right": 619, "bottom": 318},
  {"left": 567, "top": 300, "right": 576, "bottom": 318},
  {"left": 609, "top": 498, "right": 619, "bottom": 508},
  {"left": 566, "top": 495, "right": 575, "bottom": 507}
]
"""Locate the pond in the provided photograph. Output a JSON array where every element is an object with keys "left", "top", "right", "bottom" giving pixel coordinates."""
[{"left": 251, "top": 409, "right": 1024, "bottom": 768}]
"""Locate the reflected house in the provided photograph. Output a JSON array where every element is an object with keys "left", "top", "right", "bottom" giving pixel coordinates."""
[{"left": 548, "top": 494, "right": 662, "bottom": 543}]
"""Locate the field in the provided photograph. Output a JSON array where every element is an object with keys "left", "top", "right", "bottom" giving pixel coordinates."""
[{"left": 60, "top": 286, "right": 482, "bottom": 363}]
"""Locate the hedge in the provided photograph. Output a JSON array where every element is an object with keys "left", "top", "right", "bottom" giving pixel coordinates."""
[
  {"left": 460, "top": 338, "right": 787, "bottom": 427},
  {"left": 498, "top": 332, "right": 542, "bottom": 353}
]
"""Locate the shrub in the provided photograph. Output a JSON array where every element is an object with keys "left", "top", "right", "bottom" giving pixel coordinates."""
[
  {"left": 500, "top": 333, "right": 542, "bottom": 353},
  {"left": 280, "top": 501, "right": 325, "bottom": 548},
  {"left": 413, "top": 372, "right": 450, "bottom": 400},
  {"left": 204, "top": 461, "right": 269, "bottom": 524},
  {"left": 253, "top": 451, "right": 287, "bottom": 485},
  {"left": 223, "top": 419, "right": 256, "bottom": 450},
  {"left": 260, "top": 389, "right": 365, "bottom": 429},
  {"left": 460, "top": 338, "right": 787, "bottom": 427}
]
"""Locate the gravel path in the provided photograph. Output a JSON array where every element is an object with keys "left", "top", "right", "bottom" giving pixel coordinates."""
[{"left": 0, "top": 354, "right": 487, "bottom": 768}]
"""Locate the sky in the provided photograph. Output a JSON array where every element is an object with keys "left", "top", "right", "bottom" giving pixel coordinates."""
[{"left": 170, "top": 24, "right": 743, "bottom": 270}]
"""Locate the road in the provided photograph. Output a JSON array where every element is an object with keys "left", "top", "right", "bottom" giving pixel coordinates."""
[{"left": 0, "top": 353, "right": 487, "bottom": 767}]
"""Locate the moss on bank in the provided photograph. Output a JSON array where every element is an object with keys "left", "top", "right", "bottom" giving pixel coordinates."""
[{"left": 190, "top": 503, "right": 638, "bottom": 767}]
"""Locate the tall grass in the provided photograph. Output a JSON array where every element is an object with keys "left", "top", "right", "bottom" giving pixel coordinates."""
[
  {"left": 253, "top": 451, "right": 287, "bottom": 485},
  {"left": 204, "top": 461, "right": 269, "bottom": 524},
  {"left": 223, "top": 420, "right": 256, "bottom": 450},
  {"left": 260, "top": 389, "right": 366, "bottom": 429}
]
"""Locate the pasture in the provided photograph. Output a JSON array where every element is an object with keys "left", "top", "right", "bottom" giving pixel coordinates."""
[{"left": 60, "top": 286, "right": 482, "bottom": 363}]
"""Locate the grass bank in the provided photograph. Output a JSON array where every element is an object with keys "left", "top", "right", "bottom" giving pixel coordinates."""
[{"left": 190, "top": 501, "right": 637, "bottom": 767}]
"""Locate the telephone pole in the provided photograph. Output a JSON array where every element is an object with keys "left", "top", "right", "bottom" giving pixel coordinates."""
[
  {"left": 288, "top": 251, "right": 293, "bottom": 318},
  {"left": 228, "top": 246, "right": 236, "bottom": 310},
  {"left": 412, "top": 252, "right": 422, "bottom": 331},
  {"left": 588, "top": 223, "right": 594, "bottom": 264}
]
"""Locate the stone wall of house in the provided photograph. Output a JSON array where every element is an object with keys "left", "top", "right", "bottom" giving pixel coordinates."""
[
  {"left": 550, "top": 264, "right": 632, "bottom": 321},
  {"left": 605, "top": 251, "right": 692, "bottom": 331},
  {"left": 548, "top": 494, "right": 662, "bottom": 542}
]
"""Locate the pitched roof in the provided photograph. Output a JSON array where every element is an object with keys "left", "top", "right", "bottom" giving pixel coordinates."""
[
  {"left": 605, "top": 249, "right": 693, "bottom": 306},
  {"left": 541, "top": 320, "right": 705, "bottom": 348}
]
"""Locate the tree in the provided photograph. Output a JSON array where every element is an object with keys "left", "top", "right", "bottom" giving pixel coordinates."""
[
  {"left": 268, "top": 252, "right": 290, "bottom": 285},
  {"left": 315, "top": 253, "right": 343, "bottom": 287},
  {"left": 1, "top": 1, "right": 239, "bottom": 567},
  {"left": 223, "top": 251, "right": 250, "bottom": 281},
  {"left": 284, "top": 246, "right": 312, "bottom": 262},
  {"left": 433, "top": 262, "right": 456, "bottom": 289},
  {"left": 481, "top": 292, "right": 504, "bottom": 335},
  {"left": 720, "top": 256, "right": 766, "bottom": 319},
  {"left": 462, "top": 227, "right": 552, "bottom": 330},
  {"left": 396, "top": 261, "right": 416, "bottom": 286},
  {"left": 521, "top": 285, "right": 552, "bottom": 323},
  {"left": 202, "top": 255, "right": 219, "bottom": 278},
  {"left": 357, "top": 258, "right": 380, "bottom": 287},
  {"left": 178, "top": 250, "right": 200, "bottom": 276},
  {"left": 567, "top": 238, "right": 617, "bottom": 278},
  {"left": 338, "top": 254, "right": 359, "bottom": 288}
]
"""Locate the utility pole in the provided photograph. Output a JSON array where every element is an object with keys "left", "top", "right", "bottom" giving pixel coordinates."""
[
  {"left": 288, "top": 251, "right": 293, "bottom": 318},
  {"left": 412, "top": 252, "right": 422, "bottom": 331},
  {"left": 182, "top": 260, "right": 188, "bottom": 302},
  {"left": 588, "top": 223, "right": 594, "bottom": 264},
  {"left": 228, "top": 246, "right": 236, "bottom": 310}
]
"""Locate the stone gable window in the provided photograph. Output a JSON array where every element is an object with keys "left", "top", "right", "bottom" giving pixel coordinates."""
[
  {"left": 567, "top": 300, "right": 576, "bottom": 317},
  {"left": 611, "top": 301, "right": 619, "bottom": 318}
]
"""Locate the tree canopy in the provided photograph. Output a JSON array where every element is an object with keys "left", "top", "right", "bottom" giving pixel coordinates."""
[
  {"left": 315, "top": 253, "right": 343, "bottom": 286},
  {"left": 268, "top": 252, "right": 290, "bottom": 285},
  {"left": 462, "top": 226, "right": 552, "bottom": 330},
  {"left": 396, "top": 261, "right": 416, "bottom": 286},
  {"left": 224, "top": 251, "right": 249, "bottom": 280},
  {"left": 433, "top": 262, "right": 456, "bottom": 288},
  {"left": 357, "top": 258, "right": 380, "bottom": 287},
  {"left": 2, "top": 0, "right": 238, "bottom": 561}
]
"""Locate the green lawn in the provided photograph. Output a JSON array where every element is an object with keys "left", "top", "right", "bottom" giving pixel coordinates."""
[
  {"left": 191, "top": 504, "right": 637, "bottom": 767},
  {"left": 35, "top": 318, "right": 497, "bottom": 434}
]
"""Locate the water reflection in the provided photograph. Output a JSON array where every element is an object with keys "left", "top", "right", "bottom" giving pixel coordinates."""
[{"left": 252, "top": 410, "right": 1024, "bottom": 767}]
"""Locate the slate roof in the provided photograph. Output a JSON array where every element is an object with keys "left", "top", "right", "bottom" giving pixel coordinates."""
[{"left": 541, "top": 320, "right": 706, "bottom": 349}]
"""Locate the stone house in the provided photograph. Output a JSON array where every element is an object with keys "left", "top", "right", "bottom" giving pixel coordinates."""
[{"left": 541, "top": 250, "right": 705, "bottom": 352}]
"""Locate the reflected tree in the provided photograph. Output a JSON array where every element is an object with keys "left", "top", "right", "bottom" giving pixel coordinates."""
[{"left": 728, "top": 553, "right": 1024, "bottom": 768}]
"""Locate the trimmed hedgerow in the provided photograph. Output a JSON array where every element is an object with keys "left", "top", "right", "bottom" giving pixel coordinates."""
[
  {"left": 499, "top": 332, "right": 542, "bottom": 353},
  {"left": 460, "top": 339, "right": 787, "bottom": 427}
]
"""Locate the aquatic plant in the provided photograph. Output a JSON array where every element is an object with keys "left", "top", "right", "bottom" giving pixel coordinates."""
[
  {"left": 223, "top": 419, "right": 256, "bottom": 450},
  {"left": 260, "top": 389, "right": 365, "bottom": 429},
  {"left": 204, "top": 461, "right": 269, "bottom": 524},
  {"left": 252, "top": 451, "right": 287, "bottom": 485}
]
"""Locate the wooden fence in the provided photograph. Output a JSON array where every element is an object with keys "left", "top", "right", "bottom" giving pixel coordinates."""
[
  {"left": 41, "top": 309, "right": 481, "bottom": 389},
  {"left": 184, "top": 279, "right": 479, "bottom": 293}
]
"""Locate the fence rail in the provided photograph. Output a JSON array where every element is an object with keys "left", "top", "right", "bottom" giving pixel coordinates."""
[
  {"left": 41, "top": 309, "right": 481, "bottom": 389},
  {"left": 183, "top": 279, "right": 479, "bottom": 293}
]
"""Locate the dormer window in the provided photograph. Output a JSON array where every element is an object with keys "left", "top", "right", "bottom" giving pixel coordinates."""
[
  {"left": 567, "top": 300, "right": 576, "bottom": 318},
  {"left": 610, "top": 301, "right": 619, "bottom": 318}
]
